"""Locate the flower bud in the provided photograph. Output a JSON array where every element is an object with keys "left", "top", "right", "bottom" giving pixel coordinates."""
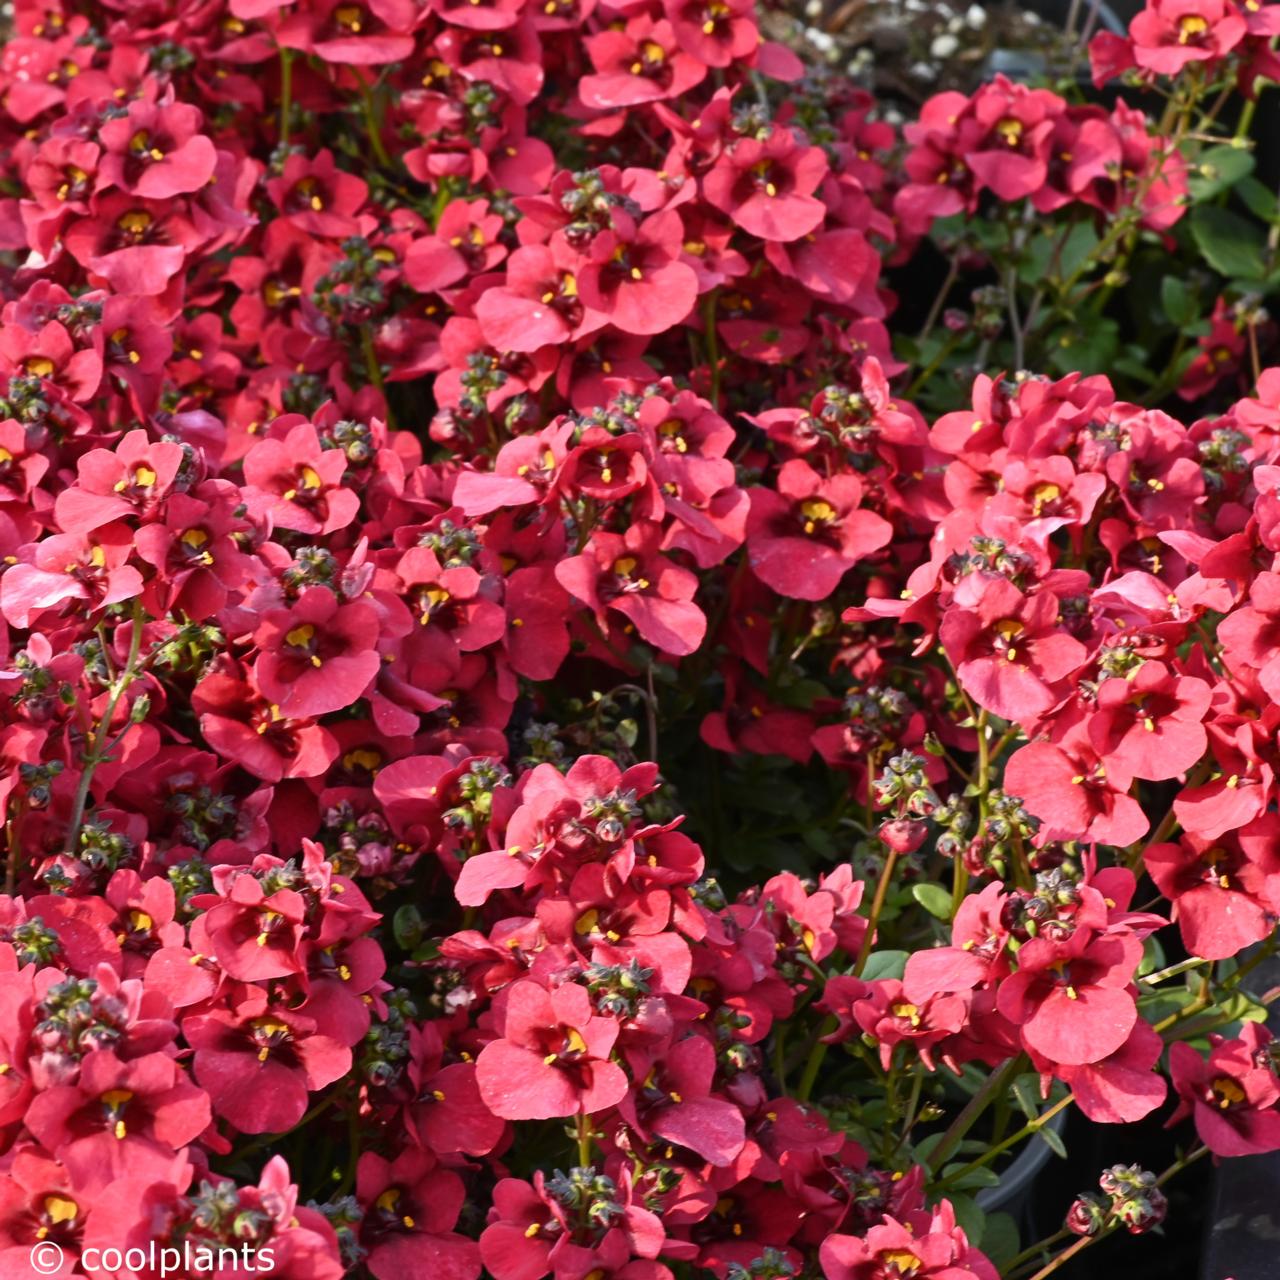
[
  {"left": 879, "top": 817, "right": 926, "bottom": 854},
  {"left": 1065, "top": 1192, "right": 1109, "bottom": 1237}
]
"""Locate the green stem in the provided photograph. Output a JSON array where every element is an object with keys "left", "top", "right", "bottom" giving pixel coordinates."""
[
  {"left": 1235, "top": 95, "right": 1258, "bottom": 142},
  {"left": 855, "top": 844, "right": 901, "bottom": 976},
  {"left": 935, "top": 1088, "right": 1072, "bottom": 1192},
  {"left": 1005, "top": 1229, "right": 1071, "bottom": 1277},
  {"left": 1140, "top": 956, "right": 1209, "bottom": 987},
  {"left": 773, "top": 1023, "right": 788, "bottom": 1097},
  {"left": 953, "top": 709, "right": 990, "bottom": 914},
  {"left": 359, "top": 324, "right": 395, "bottom": 430},
  {"left": 1153, "top": 941, "right": 1277, "bottom": 1036},
  {"left": 336, "top": 1105, "right": 361, "bottom": 1196},
  {"left": 4, "top": 797, "right": 27, "bottom": 897},
  {"left": 895, "top": 1069, "right": 924, "bottom": 1152},
  {"left": 929, "top": 1056, "right": 1027, "bottom": 1172},
  {"left": 576, "top": 1115, "right": 594, "bottom": 1167},
  {"left": 796, "top": 1016, "right": 838, "bottom": 1103},
  {"left": 1024, "top": 1235, "right": 1092, "bottom": 1280},
  {"left": 278, "top": 47, "right": 294, "bottom": 147},
  {"left": 357, "top": 75, "right": 392, "bottom": 168},
  {"left": 905, "top": 332, "right": 962, "bottom": 400},
  {"left": 703, "top": 290, "right": 722, "bottom": 411},
  {"left": 65, "top": 599, "right": 147, "bottom": 858}
]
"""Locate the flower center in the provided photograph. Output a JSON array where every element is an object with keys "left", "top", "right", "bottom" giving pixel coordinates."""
[
  {"left": 101, "top": 1088, "right": 133, "bottom": 1138},
  {"left": 335, "top": 4, "right": 365, "bottom": 31},
  {"left": 251, "top": 1017, "right": 291, "bottom": 1061},
  {"left": 996, "top": 117, "right": 1024, "bottom": 146},
  {"left": 878, "top": 1251, "right": 923, "bottom": 1277},
  {"left": 891, "top": 1001, "right": 921, "bottom": 1027},
  {"left": 1178, "top": 13, "right": 1209, "bottom": 42},
  {"left": 800, "top": 498, "right": 837, "bottom": 533},
  {"left": 1211, "top": 1076, "right": 1245, "bottom": 1108}
]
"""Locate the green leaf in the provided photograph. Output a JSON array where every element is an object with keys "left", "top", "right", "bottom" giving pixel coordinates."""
[
  {"left": 1037, "top": 1123, "right": 1068, "bottom": 1159},
  {"left": 1048, "top": 317, "right": 1118, "bottom": 376},
  {"left": 1019, "top": 222, "right": 1098, "bottom": 286},
  {"left": 1236, "top": 175, "right": 1279, "bottom": 222},
  {"left": 1187, "top": 144, "right": 1256, "bottom": 202},
  {"left": 1216, "top": 990, "right": 1269, "bottom": 1024},
  {"left": 1160, "top": 276, "right": 1197, "bottom": 328},
  {"left": 941, "top": 1163, "right": 1002, "bottom": 1191},
  {"left": 860, "top": 949, "right": 909, "bottom": 981},
  {"left": 1012, "top": 1075, "right": 1041, "bottom": 1121},
  {"left": 1137, "top": 935, "right": 1167, "bottom": 978},
  {"left": 1111, "top": 355, "right": 1158, "bottom": 387},
  {"left": 393, "top": 904, "right": 424, "bottom": 951},
  {"left": 801, "top": 827, "right": 837, "bottom": 857},
  {"left": 947, "top": 1193, "right": 986, "bottom": 1246},
  {"left": 773, "top": 677, "right": 830, "bottom": 710},
  {"left": 980, "top": 1213, "right": 1021, "bottom": 1269},
  {"left": 913, "top": 1132, "right": 945, "bottom": 1168},
  {"left": 1189, "top": 205, "right": 1268, "bottom": 282},
  {"left": 912, "top": 882, "right": 955, "bottom": 920}
]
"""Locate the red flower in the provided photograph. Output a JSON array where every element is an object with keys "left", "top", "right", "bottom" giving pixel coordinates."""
[
  {"left": 1004, "top": 734, "right": 1150, "bottom": 846},
  {"left": 409, "top": 1022, "right": 507, "bottom": 1157},
  {"left": 192, "top": 869, "right": 307, "bottom": 983},
  {"left": 663, "top": 0, "right": 758, "bottom": 67},
  {"left": 475, "top": 242, "right": 599, "bottom": 353},
  {"left": 252, "top": 586, "right": 383, "bottom": 719},
  {"left": 939, "top": 577, "right": 1087, "bottom": 724},
  {"left": 1145, "top": 815, "right": 1280, "bottom": 960},
  {"left": 556, "top": 525, "right": 707, "bottom": 657},
  {"left": 1129, "top": 0, "right": 1248, "bottom": 75},
  {"left": 356, "top": 1150, "right": 481, "bottom": 1280},
  {"left": 1047, "top": 1021, "right": 1168, "bottom": 1124},
  {"left": 193, "top": 664, "right": 339, "bottom": 782},
  {"left": 184, "top": 992, "right": 351, "bottom": 1133},
  {"left": 997, "top": 927, "right": 1142, "bottom": 1066},
  {"left": 242, "top": 421, "right": 361, "bottom": 536},
  {"left": 276, "top": 0, "right": 417, "bottom": 65},
  {"left": 97, "top": 98, "right": 218, "bottom": 200},
  {"left": 0, "top": 526, "right": 143, "bottom": 629},
  {"left": 581, "top": 16, "right": 707, "bottom": 109},
  {"left": 475, "top": 979, "right": 628, "bottom": 1119},
  {"left": 23, "top": 1049, "right": 210, "bottom": 1193},
  {"left": 1088, "top": 660, "right": 1211, "bottom": 781},
  {"left": 820, "top": 1201, "right": 998, "bottom": 1280},
  {"left": 576, "top": 210, "right": 699, "bottom": 337},
  {"left": 267, "top": 150, "right": 370, "bottom": 239},
  {"left": 1169, "top": 1024, "right": 1280, "bottom": 1156},
  {"left": 963, "top": 77, "right": 1062, "bottom": 202},
  {"left": 747, "top": 459, "right": 892, "bottom": 600},
  {"left": 703, "top": 127, "right": 829, "bottom": 242},
  {"left": 619, "top": 1033, "right": 746, "bottom": 1166},
  {"left": 55, "top": 429, "right": 186, "bottom": 536}
]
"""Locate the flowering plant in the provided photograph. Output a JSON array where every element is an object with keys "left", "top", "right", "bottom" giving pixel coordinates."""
[{"left": 3, "top": 0, "right": 1280, "bottom": 1277}]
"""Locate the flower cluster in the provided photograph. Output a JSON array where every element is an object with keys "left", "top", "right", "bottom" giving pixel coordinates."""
[{"left": 1, "top": 0, "right": 1280, "bottom": 1276}]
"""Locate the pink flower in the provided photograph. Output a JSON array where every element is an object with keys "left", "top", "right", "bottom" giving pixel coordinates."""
[
  {"left": 475, "top": 979, "right": 628, "bottom": 1119},
  {"left": 747, "top": 459, "right": 892, "bottom": 600},
  {"left": 252, "top": 586, "right": 383, "bottom": 719},
  {"left": 1170, "top": 1024, "right": 1280, "bottom": 1156}
]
